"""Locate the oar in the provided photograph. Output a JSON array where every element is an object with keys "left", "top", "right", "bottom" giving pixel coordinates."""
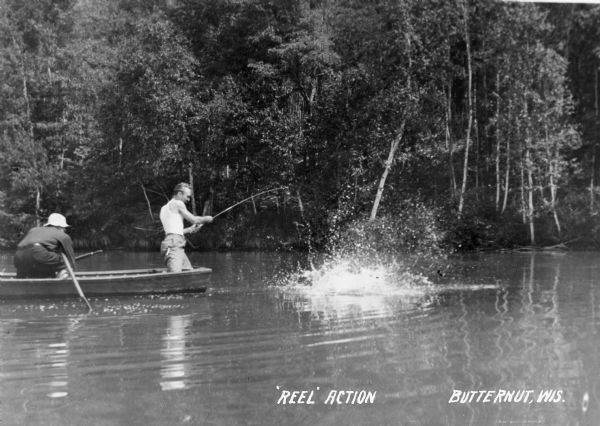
[
  {"left": 61, "top": 253, "right": 93, "bottom": 312},
  {"left": 75, "top": 250, "right": 103, "bottom": 261}
]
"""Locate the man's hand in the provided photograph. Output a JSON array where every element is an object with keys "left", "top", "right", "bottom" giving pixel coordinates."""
[{"left": 183, "top": 224, "right": 203, "bottom": 234}]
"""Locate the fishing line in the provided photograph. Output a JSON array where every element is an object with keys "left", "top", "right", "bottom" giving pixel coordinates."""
[{"left": 185, "top": 186, "right": 289, "bottom": 248}]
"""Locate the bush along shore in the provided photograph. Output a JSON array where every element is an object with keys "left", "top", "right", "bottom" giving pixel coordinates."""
[{"left": 3, "top": 200, "right": 600, "bottom": 254}]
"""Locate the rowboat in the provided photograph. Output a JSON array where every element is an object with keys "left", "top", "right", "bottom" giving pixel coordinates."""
[{"left": 0, "top": 267, "right": 212, "bottom": 298}]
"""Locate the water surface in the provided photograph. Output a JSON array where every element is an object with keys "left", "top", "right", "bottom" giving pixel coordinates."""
[{"left": 0, "top": 250, "right": 598, "bottom": 425}]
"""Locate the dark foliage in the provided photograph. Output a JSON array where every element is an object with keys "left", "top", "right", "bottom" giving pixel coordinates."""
[{"left": 1, "top": 0, "right": 599, "bottom": 252}]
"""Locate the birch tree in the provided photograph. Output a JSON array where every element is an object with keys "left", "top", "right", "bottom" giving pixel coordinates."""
[{"left": 457, "top": 0, "right": 473, "bottom": 216}]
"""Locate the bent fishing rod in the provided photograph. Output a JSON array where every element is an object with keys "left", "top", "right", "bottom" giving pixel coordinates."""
[
  {"left": 184, "top": 186, "right": 288, "bottom": 248},
  {"left": 135, "top": 186, "right": 289, "bottom": 234},
  {"left": 212, "top": 186, "right": 289, "bottom": 219}
]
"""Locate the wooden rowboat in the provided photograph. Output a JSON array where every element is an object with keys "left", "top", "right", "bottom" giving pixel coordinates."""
[{"left": 0, "top": 267, "right": 212, "bottom": 298}]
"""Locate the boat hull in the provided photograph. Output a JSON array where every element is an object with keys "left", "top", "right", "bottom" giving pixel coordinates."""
[{"left": 0, "top": 267, "right": 211, "bottom": 298}]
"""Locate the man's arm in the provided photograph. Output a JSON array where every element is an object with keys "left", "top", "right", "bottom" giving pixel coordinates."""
[
  {"left": 194, "top": 215, "right": 214, "bottom": 225},
  {"left": 58, "top": 234, "right": 76, "bottom": 269},
  {"left": 183, "top": 216, "right": 214, "bottom": 234},
  {"left": 174, "top": 201, "right": 213, "bottom": 225}
]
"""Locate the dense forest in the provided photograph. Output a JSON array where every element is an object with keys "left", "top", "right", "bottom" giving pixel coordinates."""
[{"left": 1, "top": 0, "right": 600, "bottom": 252}]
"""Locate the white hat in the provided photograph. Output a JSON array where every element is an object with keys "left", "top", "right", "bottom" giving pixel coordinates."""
[{"left": 44, "top": 213, "right": 70, "bottom": 228}]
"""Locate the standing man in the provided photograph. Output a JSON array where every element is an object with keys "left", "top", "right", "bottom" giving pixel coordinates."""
[
  {"left": 160, "top": 183, "right": 213, "bottom": 272},
  {"left": 14, "top": 213, "right": 76, "bottom": 279}
]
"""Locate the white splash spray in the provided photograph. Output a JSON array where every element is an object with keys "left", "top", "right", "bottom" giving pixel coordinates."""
[
  {"left": 273, "top": 255, "right": 501, "bottom": 314},
  {"left": 270, "top": 256, "right": 437, "bottom": 315}
]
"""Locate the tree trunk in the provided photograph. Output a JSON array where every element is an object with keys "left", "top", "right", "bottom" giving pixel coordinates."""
[
  {"left": 446, "top": 83, "right": 457, "bottom": 199},
  {"left": 518, "top": 148, "right": 537, "bottom": 245},
  {"left": 118, "top": 137, "right": 123, "bottom": 168},
  {"left": 474, "top": 83, "right": 480, "bottom": 202},
  {"left": 35, "top": 187, "right": 41, "bottom": 227},
  {"left": 549, "top": 172, "right": 561, "bottom": 236},
  {"left": 525, "top": 147, "right": 535, "bottom": 245},
  {"left": 495, "top": 73, "right": 501, "bottom": 211},
  {"left": 296, "top": 190, "right": 305, "bottom": 219},
  {"left": 591, "top": 149, "right": 597, "bottom": 212},
  {"left": 523, "top": 99, "right": 535, "bottom": 244},
  {"left": 22, "top": 75, "right": 33, "bottom": 137},
  {"left": 545, "top": 125, "right": 561, "bottom": 236},
  {"left": 593, "top": 65, "right": 599, "bottom": 212},
  {"left": 141, "top": 184, "right": 154, "bottom": 220},
  {"left": 501, "top": 99, "right": 512, "bottom": 214},
  {"left": 458, "top": 0, "right": 473, "bottom": 216},
  {"left": 202, "top": 188, "right": 213, "bottom": 215},
  {"left": 370, "top": 120, "right": 406, "bottom": 221},
  {"left": 520, "top": 158, "right": 526, "bottom": 225},
  {"left": 502, "top": 137, "right": 510, "bottom": 214},
  {"left": 188, "top": 163, "right": 196, "bottom": 215}
]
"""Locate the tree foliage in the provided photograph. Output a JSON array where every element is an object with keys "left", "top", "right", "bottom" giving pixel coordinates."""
[{"left": 0, "top": 0, "right": 598, "bottom": 250}]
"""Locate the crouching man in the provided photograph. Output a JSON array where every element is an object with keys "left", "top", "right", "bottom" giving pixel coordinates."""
[{"left": 14, "top": 213, "right": 76, "bottom": 279}]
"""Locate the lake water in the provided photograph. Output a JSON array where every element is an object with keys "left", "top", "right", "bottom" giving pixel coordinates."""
[{"left": 0, "top": 250, "right": 598, "bottom": 426}]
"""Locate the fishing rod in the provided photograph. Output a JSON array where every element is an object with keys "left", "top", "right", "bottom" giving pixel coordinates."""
[
  {"left": 184, "top": 186, "right": 288, "bottom": 249},
  {"left": 134, "top": 187, "right": 289, "bottom": 240},
  {"left": 212, "top": 186, "right": 288, "bottom": 219}
]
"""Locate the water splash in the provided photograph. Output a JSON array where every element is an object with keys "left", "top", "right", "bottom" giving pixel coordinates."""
[
  {"left": 275, "top": 256, "right": 433, "bottom": 297},
  {"left": 286, "top": 258, "right": 432, "bottom": 297},
  {"left": 271, "top": 253, "right": 503, "bottom": 316},
  {"left": 270, "top": 256, "right": 436, "bottom": 315}
]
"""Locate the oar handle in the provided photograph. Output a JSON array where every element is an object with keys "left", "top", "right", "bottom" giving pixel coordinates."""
[{"left": 61, "top": 253, "right": 92, "bottom": 312}]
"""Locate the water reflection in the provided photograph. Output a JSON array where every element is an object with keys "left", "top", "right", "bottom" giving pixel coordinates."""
[
  {"left": 160, "top": 314, "right": 191, "bottom": 391},
  {"left": 0, "top": 251, "right": 600, "bottom": 425},
  {"left": 45, "top": 341, "right": 69, "bottom": 398}
]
